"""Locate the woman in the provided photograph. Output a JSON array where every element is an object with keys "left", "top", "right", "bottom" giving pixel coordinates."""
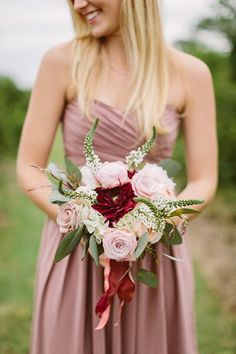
[{"left": 16, "top": 0, "right": 218, "bottom": 353}]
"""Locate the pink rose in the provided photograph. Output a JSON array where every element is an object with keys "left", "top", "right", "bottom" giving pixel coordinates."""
[
  {"left": 102, "top": 228, "right": 137, "bottom": 261},
  {"left": 56, "top": 201, "right": 82, "bottom": 234},
  {"left": 131, "top": 163, "right": 175, "bottom": 200},
  {"left": 95, "top": 161, "right": 129, "bottom": 188}
]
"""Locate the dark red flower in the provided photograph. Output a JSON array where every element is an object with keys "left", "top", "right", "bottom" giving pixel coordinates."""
[{"left": 92, "top": 182, "right": 137, "bottom": 227}]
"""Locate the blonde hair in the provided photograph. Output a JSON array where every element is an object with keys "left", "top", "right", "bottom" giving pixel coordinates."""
[{"left": 67, "top": 0, "right": 170, "bottom": 139}]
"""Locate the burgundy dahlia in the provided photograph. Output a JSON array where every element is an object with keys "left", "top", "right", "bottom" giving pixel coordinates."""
[{"left": 92, "top": 182, "right": 137, "bottom": 227}]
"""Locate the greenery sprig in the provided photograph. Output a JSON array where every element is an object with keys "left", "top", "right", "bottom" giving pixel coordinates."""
[
  {"left": 58, "top": 180, "right": 97, "bottom": 204},
  {"left": 84, "top": 118, "right": 102, "bottom": 174},
  {"left": 125, "top": 126, "right": 157, "bottom": 170}
]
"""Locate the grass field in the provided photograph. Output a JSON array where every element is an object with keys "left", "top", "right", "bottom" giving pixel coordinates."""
[{"left": 0, "top": 131, "right": 236, "bottom": 354}]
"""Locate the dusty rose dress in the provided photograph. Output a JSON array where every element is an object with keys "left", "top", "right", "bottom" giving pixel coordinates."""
[{"left": 29, "top": 98, "right": 199, "bottom": 354}]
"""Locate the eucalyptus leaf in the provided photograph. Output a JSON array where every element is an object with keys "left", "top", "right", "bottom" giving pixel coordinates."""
[
  {"left": 168, "top": 208, "right": 200, "bottom": 217},
  {"left": 64, "top": 155, "right": 82, "bottom": 184},
  {"left": 55, "top": 224, "right": 86, "bottom": 262},
  {"left": 134, "top": 232, "right": 149, "bottom": 258},
  {"left": 136, "top": 268, "right": 158, "bottom": 288},
  {"left": 49, "top": 189, "right": 70, "bottom": 204},
  {"left": 47, "top": 175, "right": 60, "bottom": 188},
  {"left": 47, "top": 162, "right": 68, "bottom": 183},
  {"left": 89, "top": 234, "right": 99, "bottom": 266},
  {"left": 158, "top": 159, "right": 182, "bottom": 177}
]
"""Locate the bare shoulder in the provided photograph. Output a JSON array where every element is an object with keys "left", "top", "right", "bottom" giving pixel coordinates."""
[
  {"left": 41, "top": 40, "right": 73, "bottom": 68},
  {"left": 39, "top": 39, "right": 74, "bottom": 100},
  {"left": 169, "top": 45, "right": 212, "bottom": 80},
  {"left": 168, "top": 45, "right": 214, "bottom": 114}
]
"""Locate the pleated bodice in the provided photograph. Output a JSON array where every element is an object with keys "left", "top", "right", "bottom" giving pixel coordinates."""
[{"left": 61, "top": 98, "right": 182, "bottom": 165}]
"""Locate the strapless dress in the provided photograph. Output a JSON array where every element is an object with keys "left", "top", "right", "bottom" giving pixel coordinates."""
[{"left": 29, "top": 98, "right": 199, "bottom": 354}]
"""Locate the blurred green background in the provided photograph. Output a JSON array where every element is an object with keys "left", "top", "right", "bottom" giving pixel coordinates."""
[{"left": 0, "top": 0, "right": 236, "bottom": 353}]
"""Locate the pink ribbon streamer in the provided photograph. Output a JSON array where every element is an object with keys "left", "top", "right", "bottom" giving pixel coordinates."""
[
  {"left": 95, "top": 258, "right": 111, "bottom": 330},
  {"left": 95, "top": 259, "right": 135, "bottom": 330}
]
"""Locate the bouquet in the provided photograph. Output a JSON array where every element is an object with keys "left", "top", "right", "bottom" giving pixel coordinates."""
[{"left": 32, "top": 118, "right": 203, "bottom": 329}]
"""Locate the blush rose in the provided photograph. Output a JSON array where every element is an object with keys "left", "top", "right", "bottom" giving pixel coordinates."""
[
  {"left": 95, "top": 161, "right": 129, "bottom": 188},
  {"left": 131, "top": 164, "right": 176, "bottom": 200},
  {"left": 56, "top": 201, "right": 82, "bottom": 234},
  {"left": 102, "top": 228, "right": 137, "bottom": 261}
]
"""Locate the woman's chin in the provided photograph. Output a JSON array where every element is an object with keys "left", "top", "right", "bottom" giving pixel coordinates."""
[
  {"left": 90, "top": 25, "right": 121, "bottom": 39},
  {"left": 90, "top": 26, "right": 107, "bottom": 38}
]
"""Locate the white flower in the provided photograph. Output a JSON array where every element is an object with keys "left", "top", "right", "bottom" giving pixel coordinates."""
[
  {"left": 80, "top": 165, "right": 98, "bottom": 189},
  {"left": 75, "top": 186, "right": 97, "bottom": 204},
  {"left": 80, "top": 206, "right": 108, "bottom": 242}
]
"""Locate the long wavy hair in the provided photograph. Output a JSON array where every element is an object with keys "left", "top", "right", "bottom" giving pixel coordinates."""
[{"left": 67, "top": 0, "right": 171, "bottom": 139}]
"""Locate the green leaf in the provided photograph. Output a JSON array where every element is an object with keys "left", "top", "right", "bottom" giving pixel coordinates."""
[
  {"left": 64, "top": 155, "right": 82, "bottom": 184},
  {"left": 168, "top": 208, "right": 200, "bottom": 217},
  {"left": 158, "top": 159, "right": 182, "bottom": 177},
  {"left": 136, "top": 268, "right": 158, "bottom": 288},
  {"left": 134, "top": 232, "right": 149, "bottom": 258},
  {"left": 48, "top": 189, "right": 70, "bottom": 205},
  {"left": 169, "top": 228, "right": 183, "bottom": 245},
  {"left": 97, "top": 242, "right": 104, "bottom": 257},
  {"left": 89, "top": 233, "right": 99, "bottom": 266},
  {"left": 161, "top": 223, "right": 182, "bottom": 246},
  {"left": 55, "top": 224, "right": 85, "bottom": 262},
  {"left": 81, "top": 232, "right": 90, "bottom": 260},
  {"left": 47, "top": 162, "right": 69, "bottom": 183},
  {"left": 160, "top": 231, "right": 170, "bottom": 248}
]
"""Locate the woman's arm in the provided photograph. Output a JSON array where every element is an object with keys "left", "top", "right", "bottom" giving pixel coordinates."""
[
  {"left": 16, "top": 42, "right": 72, "bottom": 222},
  {"left": 176, "top": 53, "right": 218, "bottom": 221}
]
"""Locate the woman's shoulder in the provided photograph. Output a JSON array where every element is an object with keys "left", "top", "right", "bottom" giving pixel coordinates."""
[
  {"left": 168, "top": 45, "right": 213, "bottom": 84},
  {"left": 39, "top": 39, "right": 75, "bottom": 101},
  {"left": 167, "top": 45, "right": 214, "bottom": 114},
  {"left": 40, "top": 39, "right": 73, "bottom": 69}
]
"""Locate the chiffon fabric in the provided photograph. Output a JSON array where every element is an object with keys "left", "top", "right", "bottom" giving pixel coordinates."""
[{"left": 29, "top": 98, "right": 199, "bottom": 354}]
